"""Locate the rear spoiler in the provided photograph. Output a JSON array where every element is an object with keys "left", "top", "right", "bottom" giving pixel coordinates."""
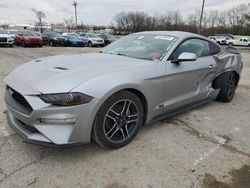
[{"left": 222, "top": 46, "right": 240, "bottom": 54}]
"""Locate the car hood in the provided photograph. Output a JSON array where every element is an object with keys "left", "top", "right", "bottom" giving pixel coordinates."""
[
  {"left": 0, "top": 34, "right": 11, "bottom": 38},
  {"left": 4, "top": 53, "right": 151, "bottom": 94},
  {"left": 68, "top": 38, "right": 82, "bottom": 42},
  {"left": 90, "top": 37, "right": 103, "bottom": 40}
]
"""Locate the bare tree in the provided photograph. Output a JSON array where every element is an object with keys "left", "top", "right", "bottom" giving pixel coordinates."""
[
  {"left": 112, "top": 3, "right": 250, "bottom": 36},
  {"left": 64, "top": 17, "right": 74, "bottom": 32},
  {"left": 32, "top": 9, "right": 46, "bottom": 33}
]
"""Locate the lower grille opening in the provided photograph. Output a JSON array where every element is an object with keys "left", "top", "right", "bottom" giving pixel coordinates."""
[{"left": 17, "top": 119, "right": 39, "bottom": 133}]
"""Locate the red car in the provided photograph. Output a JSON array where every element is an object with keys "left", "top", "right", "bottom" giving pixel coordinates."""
[{"left": 15, "top": 30, "right": 43, "bottom": 47}]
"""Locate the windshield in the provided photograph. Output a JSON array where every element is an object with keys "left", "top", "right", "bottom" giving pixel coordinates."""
[
  {"left": 102, "top": 34, "right": 177, "bottom": 60},
  {"left": 87, "top": 33, "right": 98, "bottom": 38},
  {"left": 0, "top": 29, "right": 8, "bottom": 34},
  {"left": 22, "top": 31, "right": 37, "bottom": 36},
  {"left": 48, "top": 32, "right": 61, "bottom": 37},
  {"left": 9, "top": 30, "right": 18, "bottom": 34},
  {"left": 106, "top": 34, "right": 116, "bottom": 39}
]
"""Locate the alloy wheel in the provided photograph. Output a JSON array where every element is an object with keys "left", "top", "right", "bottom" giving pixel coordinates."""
[{"left": 103, "top": 99, "right": 139, "bottom": 143}]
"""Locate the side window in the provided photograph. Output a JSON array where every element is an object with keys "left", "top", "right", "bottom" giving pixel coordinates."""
[
  {"left": 170, "top": 38, "right": 210, "bottom": 60},
  {"left": 209, "top": 41, "right": 221, "bottom": 55},
  {"left": 243, "top": 39, "right": 248, "bottom": 42}
]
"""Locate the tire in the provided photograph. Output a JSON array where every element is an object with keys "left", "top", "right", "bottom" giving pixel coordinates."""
[
  {"left": 92, "top": 91, "right": 144, "bottom": 149},
  {"left": 88, "top": 41, "right": 93, "bottom": 47},
  {"left": 22, "top": 41, "right": 26, "bottom": 47},
  {"left": 214, "top": 72, "right": 236, "bottom": 102},
  {"left": 49, "top": 41, "right": 54, "bottom": 46},
  {"left": 229, "top": 42, "right": 233, "bottom": 46}
]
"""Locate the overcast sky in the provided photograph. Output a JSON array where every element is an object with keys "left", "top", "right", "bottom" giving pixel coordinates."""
[{"left": 0, "top": 0, "right": 249, "bottom": 25}]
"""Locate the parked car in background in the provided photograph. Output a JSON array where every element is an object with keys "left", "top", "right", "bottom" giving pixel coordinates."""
[
  {"left": 208, "top": 36, "right": 228, "bottom": 45},
  {"left": 98, "top": 34, "right": 117, "bottom": 45},
  {"left": 62, "top": 33, "right": 88, "bottom": 45},
  {"left": 4, "top": 31, "right": 243, "bottom": 149},
  {"left": 227, "top": 38, "right": 250, "bottom": 46},
  {"left": 42, "top": 32, "right": 66, "bottom": 46},
  {"left": 63, "top": 35, "right": 85, "bottom": 47},
  {"left": 79, "top": 33, "right": 104, "bottom": 47},
  {"left": 15, "top": 30, "right": 43, "bottom": 47},
  {"left": 8, "top": 30, "right": 19, "bottom": 39},
  {"left": 34, "top": 31, "right": 42, "bottom": 36},
  {"left": 0, "top": 29, "right": 14, "bottom": 47}
]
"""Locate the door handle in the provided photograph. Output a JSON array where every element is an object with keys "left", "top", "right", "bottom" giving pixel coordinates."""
[{"left": 208, "top": 64, "right": 216, "bottom": 69}]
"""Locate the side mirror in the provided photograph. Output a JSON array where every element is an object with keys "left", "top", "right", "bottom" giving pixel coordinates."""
[{"left": 172, "top": 52, "right": 197, "bottom": 64}]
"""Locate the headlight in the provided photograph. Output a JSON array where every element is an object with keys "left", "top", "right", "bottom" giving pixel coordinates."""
[{"left": 38, "top": 92, "right": 93, "bottom": 106}]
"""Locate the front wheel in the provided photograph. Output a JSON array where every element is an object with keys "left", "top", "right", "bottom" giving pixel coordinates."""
[
  {"left": 22, "top": 41, "right": 26, "bottom": 47},
  {"left": 92, "top": 91, "right": 144, "bottom": 149},
  {"left": 49, "top": 41, "right": 54, "bottom": 46},
  {"left": 214, "top": 72, "right": 236, "bottom": 102},
  {"left": 88, "top": 41, "right": 93, "bottom": 47}
]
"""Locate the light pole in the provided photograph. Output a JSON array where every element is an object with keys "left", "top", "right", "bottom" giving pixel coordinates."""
[
  {"left": 73, "top": 1, "right": 78, "bottom": 29},
  {"left": 198, "top": 0, "right": 205, "bottom": 34}
]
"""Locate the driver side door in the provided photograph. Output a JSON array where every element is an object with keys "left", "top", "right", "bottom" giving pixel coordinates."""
[{"left": 164, "top": 38, "right": 217, "bottom": 112}]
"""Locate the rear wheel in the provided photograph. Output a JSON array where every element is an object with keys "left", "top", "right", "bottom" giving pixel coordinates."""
[
  {"left": 214, "top": 72, "right": 236, "bottom": 102},
  {"left": 92, "top": 91, "right": 144, "bottom": 149}
]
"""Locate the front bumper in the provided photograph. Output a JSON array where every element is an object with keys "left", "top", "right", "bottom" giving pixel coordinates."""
[
  {"left": 0, "top": 40, "right": 14, "bottom": 45},
  {"left": 4, "top": 87, "right": 100, "bottom": 147},
  {"left": 92, "top": 41, "right": 104, "bottom": 45},
  {"left": 53, "top": 39, "right": 66, "bottom": 46},
  {"left": 25, "top": 40, "right": 43, "bottom": 46}
]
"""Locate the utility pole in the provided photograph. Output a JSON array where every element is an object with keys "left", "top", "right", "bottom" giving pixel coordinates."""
[
  {"left": 198, "top": 0, "right": 205, "bottom": 34},
  {"left": 73, "top": 1, "right": 78, "bottom": 30}
]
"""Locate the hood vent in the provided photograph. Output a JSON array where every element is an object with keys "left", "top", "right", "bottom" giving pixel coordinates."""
[{"left": 53, "top": 67, "right": 68, "bottom": 70}]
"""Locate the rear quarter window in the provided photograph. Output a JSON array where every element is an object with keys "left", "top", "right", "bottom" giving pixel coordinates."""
[{"left": 209, "top": 41, "right": 221, "bottom": 55}]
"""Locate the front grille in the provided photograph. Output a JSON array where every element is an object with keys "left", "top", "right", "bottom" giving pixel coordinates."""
[
  {"left": 97, "top": 40, "right": 103, "bottom": 42},
  {"left": 6, "top": 86, "right": 33, "bottom": 114},
  {"left": 0, "top": 37, "right": 7, "bottom": 42}
]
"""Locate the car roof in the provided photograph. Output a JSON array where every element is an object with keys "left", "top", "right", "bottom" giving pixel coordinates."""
[{"left": 134, "top": 31, "right": 207, "bottom": 40}]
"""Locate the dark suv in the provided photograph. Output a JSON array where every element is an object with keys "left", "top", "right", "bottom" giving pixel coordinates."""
[{"left": 42, "top": 32, "right": 66, "bottom": 46}]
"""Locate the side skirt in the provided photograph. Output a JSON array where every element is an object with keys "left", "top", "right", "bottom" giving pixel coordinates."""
[{"left": 148, "top": 98, "right": 214, "bottom": 125}]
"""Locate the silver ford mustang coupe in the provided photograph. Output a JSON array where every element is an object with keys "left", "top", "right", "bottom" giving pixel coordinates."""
[{"left": 4, "top": 31, "right": 243, "bottom": 149}]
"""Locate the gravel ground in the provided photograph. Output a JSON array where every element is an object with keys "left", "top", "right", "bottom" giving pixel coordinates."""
[{"left": 0, "top": 46, "right": 249, "bottom": 188}]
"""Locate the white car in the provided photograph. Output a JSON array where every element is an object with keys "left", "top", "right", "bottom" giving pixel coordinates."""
[
  {"left": 0, "top": 29, "right": 14, "bottom": 47},
  {"left": 228, "top": 38, "right": 250, "bottom": 47},
  {"left": 208, "top": 36, "right": 228, "bottom": 45},
  {"left": 79, "top": 33, "right": 105, "bottom": 47}
]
